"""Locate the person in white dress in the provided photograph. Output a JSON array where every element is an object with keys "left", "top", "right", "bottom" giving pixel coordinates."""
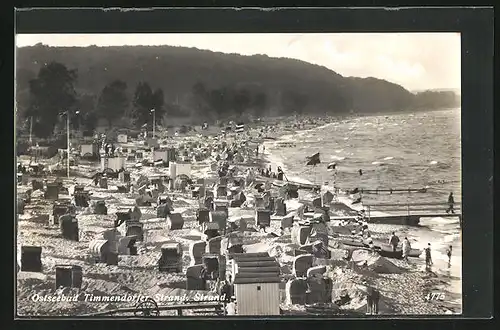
[{"left": 402, "top": 237, "right": 411, "bottom": 262}]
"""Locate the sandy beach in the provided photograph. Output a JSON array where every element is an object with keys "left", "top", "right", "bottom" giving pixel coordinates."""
[{"left": 16, "top": 115, "right": 461, "bottom": 316}]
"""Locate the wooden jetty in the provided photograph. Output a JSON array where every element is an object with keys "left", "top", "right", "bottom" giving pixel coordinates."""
[
  {"left": 331, "top": 202, "right": 462, "bottom": 226},
  {"left": 339, "top": 187, "right": 429, "bottom": 194}
]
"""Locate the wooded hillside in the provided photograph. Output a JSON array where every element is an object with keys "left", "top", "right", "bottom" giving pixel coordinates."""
[{"left": 16, "top": 44, "right": 460, "bottom": 138}]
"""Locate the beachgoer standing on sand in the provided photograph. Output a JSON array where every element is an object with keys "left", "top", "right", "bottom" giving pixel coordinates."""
[
  {"left": 368, "top": 286, "right": 380, "bottom": 315},
  {"left": 361, "top": 281, "right": 380, "bottom": 315},
  {"left": 220, "top": 279, "right": 232, "bottom": 304},
  {"left": 389, "top": 232, "right": 400, "bottom": 252},
  {"left": 424, "top": 243, "right": 433, "bottom": 271},
  {"left": 226, "top": 299, "right": 236, "bottom": 315},
  {"left": 93, "top": 172, "right": 101, "bottom": 186},
  {"left": 446, "top": 245, "right": 453, "bottom": 267},
  {"left": 446, "top": 192, "right": 455, "bottom": 214},
  {"left": 402, "top": 237, "right": 411, "bottom": 262}
]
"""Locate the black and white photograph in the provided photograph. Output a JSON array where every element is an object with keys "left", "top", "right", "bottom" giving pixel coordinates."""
[{"left": 15, "top": 31, "right": 463, "bottom": 317}]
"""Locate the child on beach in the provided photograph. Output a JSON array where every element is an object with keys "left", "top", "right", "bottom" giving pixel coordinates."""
[{"left": 446, "top": 245, "right": 453, "bottom": 267}]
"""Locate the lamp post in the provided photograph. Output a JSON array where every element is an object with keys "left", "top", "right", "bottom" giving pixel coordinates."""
[
  {"left": 66, "top": 111, "right": 70, "bottom": 178},
  {"left": 151, "top": 109, "right": 156, "bottom": 139},
  {"left": 64, "top": 110, "right": 79, "bottom": 178}
]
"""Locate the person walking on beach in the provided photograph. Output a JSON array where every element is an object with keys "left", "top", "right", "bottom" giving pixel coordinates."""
[
  {"left": 388, "top": 232, "right": 400, "bottom": 252},
  {"left": 446, "top": 192, "right": 455, "bottom": 214},
  {"left": 446, "top": 245, "right": 453, "bottom": 267},
  {"left": 277, "top": 166, "right": 284, "bottom": 180},
  {"left": 424, "top": 243, "right": 433, "bottom": 271},
  {"left": 402, "top": 237, "right": 411, "bottom": 262},
  {"left": 361, "top": 281, "right": 380, "bottom": 315},
  {"left": 367, "top": 286, "right": 380, "bottom": 315}
]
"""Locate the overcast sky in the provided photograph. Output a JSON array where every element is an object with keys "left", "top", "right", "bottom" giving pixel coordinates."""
[{"left": 16, "top": 33, "right": 461, "bottom": 91}]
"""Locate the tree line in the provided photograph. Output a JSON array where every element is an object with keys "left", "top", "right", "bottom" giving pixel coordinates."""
[
  {"left": 20, "top": 62, "right": 167, "bottom": 138},
  {"left": 19, "top": 61, "right": 308, "bottom": 139},
  {"left": 17, "top": 58, "right": 459, "bottom": 140}
]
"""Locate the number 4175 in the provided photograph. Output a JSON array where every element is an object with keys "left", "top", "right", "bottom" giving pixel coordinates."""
[{"left": 425, "top": 292, "right": 445, "bottom": 301}]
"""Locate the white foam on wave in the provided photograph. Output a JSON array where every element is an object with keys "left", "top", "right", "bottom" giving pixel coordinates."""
[
  {"left": 335, "top": 149, "right": 343, "bottom": 153},
  {"left": 383, "top": 156, "right": 394, "bottom": 160},
  {"left": 330, "top": 155, "right": 346, "bottom": 161},
  {"left": 372, "top": 161, "right": 384, "bottom": 165},
  {"left": 343, "top": 137, "right": 349, "bottom": 140},
  {"left": 442, "top": 232, "right": 461, "bottom": 243},
  {"left": 430, "top": 160, "right": 438, "bottom": 165}
]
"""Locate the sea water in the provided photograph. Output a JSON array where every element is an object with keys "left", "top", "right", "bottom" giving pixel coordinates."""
[{"left": 264, "top": 108, "right": 462, "bottom": 305}]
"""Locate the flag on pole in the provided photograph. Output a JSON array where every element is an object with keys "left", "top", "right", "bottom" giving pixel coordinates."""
[
  {"left": 235, "top": 123, "right": 245, "bottom": 133},
  {"left": 306, "top": 152, "right": 321, "bottom": 166}
]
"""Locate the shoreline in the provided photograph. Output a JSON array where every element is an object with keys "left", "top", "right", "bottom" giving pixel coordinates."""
[{"left": 16, "top": 112, "right": 461, "bottom": 316}]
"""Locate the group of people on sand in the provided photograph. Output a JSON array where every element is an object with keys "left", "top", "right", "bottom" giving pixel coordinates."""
[
  {"left": 357, "top": 232, "right": 453, "bottom": 315},
  {"left": 388, "top": 232, "right": 453, "bottom": 269},
  {"left": 258, "top": 165, "right": 285, "bottom": 180}
]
